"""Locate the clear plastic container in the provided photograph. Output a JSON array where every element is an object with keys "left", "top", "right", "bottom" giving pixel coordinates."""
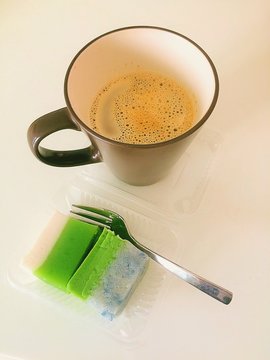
[{"left": 7, "top": 125, "right": 222, "bottom": 344}]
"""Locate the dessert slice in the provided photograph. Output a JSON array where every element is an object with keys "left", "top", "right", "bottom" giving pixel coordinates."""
[
  {"left": 67, "top": 228, "right": 149, "bottom": 319},
  {"left": 67, "top": 228, "right": 123, "bottom": 299},
  {"left": 89, "top": 236, "right": 149, "bottom": 320},
  {"left": 23, "top": 212, "right": 101, "bottom": 291}
]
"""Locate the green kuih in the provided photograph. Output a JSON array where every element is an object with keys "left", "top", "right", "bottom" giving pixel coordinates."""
[
  {"left": 34, "top": 218, "right": 101, "bottom": 291},
  {"left": 67, "top": 228, "right": 124, "bottom": 299}
]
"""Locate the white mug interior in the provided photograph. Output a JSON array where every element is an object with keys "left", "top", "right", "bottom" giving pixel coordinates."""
[{"left": 66, "top": 27, "right": 217, "bottom": 132}]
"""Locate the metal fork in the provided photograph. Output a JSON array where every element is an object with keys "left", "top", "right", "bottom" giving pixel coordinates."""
[{"left": 70, "top": 204, "right": 233, "bottom": 305}]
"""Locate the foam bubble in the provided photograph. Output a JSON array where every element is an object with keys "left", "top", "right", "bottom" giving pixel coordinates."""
[{"left": 88, "top": 71, "right": 197, "bottom": 144}]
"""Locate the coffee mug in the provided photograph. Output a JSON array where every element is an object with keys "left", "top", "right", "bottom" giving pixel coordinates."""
[{"left": 27, "top": 26, "right": 218, "bottom": 185}]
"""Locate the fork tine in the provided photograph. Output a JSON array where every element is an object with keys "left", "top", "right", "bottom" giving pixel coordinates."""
[
  {"left": 71, "top": 205, "right": 112, "bottom": 228},
  {"left": 70, "top": 212, "right": 110, "bottom": 228},
  {"left": 72, "top": 205, "right": 111, "bottom": 220}
]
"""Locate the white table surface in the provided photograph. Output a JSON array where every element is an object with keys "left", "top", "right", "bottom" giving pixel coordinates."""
[{"left": 1, "top": 1, "right": 270, "bottom": 359}]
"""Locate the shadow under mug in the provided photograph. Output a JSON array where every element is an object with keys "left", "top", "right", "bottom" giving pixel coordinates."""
[{"left": 27, "top": 26, "right": 219, "bottom": 186}]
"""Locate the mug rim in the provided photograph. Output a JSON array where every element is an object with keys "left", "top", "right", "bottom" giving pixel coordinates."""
[{"left": 64, "top": 25, "right": 219, "bottom": 148}]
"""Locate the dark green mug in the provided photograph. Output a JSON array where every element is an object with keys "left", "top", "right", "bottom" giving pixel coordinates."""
[{"left": 27, "top": 26, "right": 218, "bottom": 185}]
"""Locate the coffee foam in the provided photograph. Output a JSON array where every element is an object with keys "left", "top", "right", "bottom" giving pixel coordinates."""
[{"left": 88, "top": 71, "right": 196, "bottom": 144}]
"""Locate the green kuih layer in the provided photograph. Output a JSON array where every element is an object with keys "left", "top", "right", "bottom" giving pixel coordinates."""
[
  {"left": 34, "top": 218, "right": 101, "bottom": 291},
  {"left": 67, "top": 228, "right": 124, "bottom": 300}
]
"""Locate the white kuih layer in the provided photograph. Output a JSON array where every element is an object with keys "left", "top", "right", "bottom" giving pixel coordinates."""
[{"left": 23, "top": 212, "right": 68, "bottom": 271}]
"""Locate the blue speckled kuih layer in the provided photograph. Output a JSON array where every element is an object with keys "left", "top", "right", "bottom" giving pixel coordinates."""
[{"left": 89, "top": 238, "right": 149, "bottom": 320}]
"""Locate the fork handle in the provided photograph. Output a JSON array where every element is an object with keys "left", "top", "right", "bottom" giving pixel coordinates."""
[{"left": 137, "top": 243, "right": 232, "bottom": 305}]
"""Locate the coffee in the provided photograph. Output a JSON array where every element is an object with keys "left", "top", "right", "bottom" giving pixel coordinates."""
[{"left": 88, "top": 71, "right": 197, "bottom": 144}]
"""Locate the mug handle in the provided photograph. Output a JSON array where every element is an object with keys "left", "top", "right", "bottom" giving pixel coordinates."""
[{"left": 27, "top": 107, "right": 102, "bottom": 166}]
